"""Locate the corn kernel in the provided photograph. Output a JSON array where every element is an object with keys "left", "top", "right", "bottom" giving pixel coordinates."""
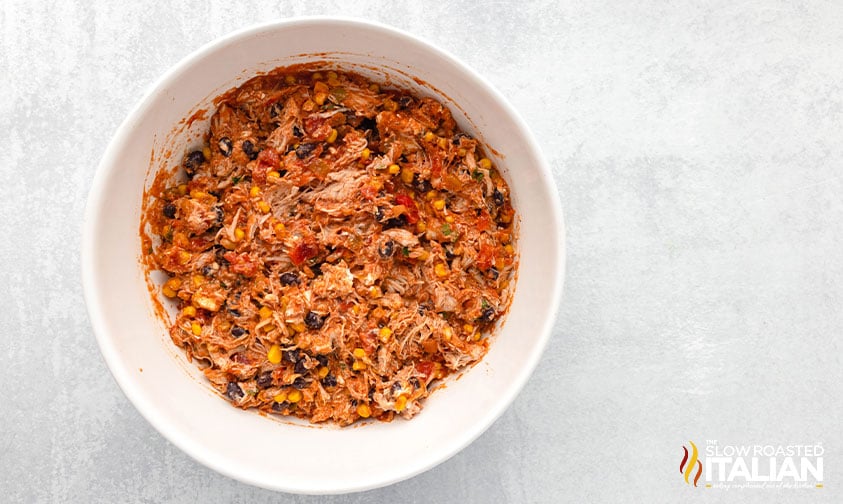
[
  {"left": 190, "top": 189, "right": 207, "bottom": 199},
  {"left": 311, "top": 72, "right": 323, "bottom": 81},
  {"left": 434, "top": 263, "right": 448, "bottom": 277},
  {"left": 495, "top": 257, "right": 505, "bottom": 270},
  {"left": 352, "top": 304, "right": 361, "bottom": 315},
  {"left": 263, "top": 324, "right": 276, "bottom": 333},
  {"left": 388, "top": 163, "right": 400, "bottom": 175},
  {"left": 274, "top": 222, "right": 286, "bottom": 233},
  {"left": 326, "top": 70, "right": 338, "bottom": 81},
  {"left": 302, "top": 99, "right": 315, "bottom": 111},
  {"left": 368, "top": 83, "right": 380, "bottom": 92},
  {"left": 313, "top": 91, "right": 327, "bottom": 106},
  {"left": 250, "top": 186, "right": 261, "bottom": 197},
  {"left": 394, "top": 395, "right": 408, "bottom": 412},
  {"left": 326, "top": 128, "right": 338, "bottom": 144},
  {"left": 458, "top": 148, "right": 467, "bottom": 157},
  {"left": 191, "top": 322, "right": 202, "bottom": 335},
  {"left": 433, "top": 199, "right": 445, "bottom": 210},
  {"left": 400, "top": 167, "right": 414, "bottom": 184},
  {"left": 505, "top": 244, "right": 514, "bottom": 255},
  {"left": 267, "top": 170, "right": 281, "bottom": 183},
  {"left": 473, "top": 332, "right": 481, "bottom": 341},
  {"left": 287, "top": 389, "right": 302, "bottom": 403},
  {"left": 463, "top": 324, "right": 474, "bottom": 334},
  {"left": 352, "top": 360, "right": 367, "bottom": 371},
  {"left": 416, "top": 221, "right": 427, "bottom": 233},
  {"left": 202, "top": 146, "right": 211, "bottom": 159},
  {"left": 234, "top": 227, "right": 245, "bottom": 241},
  {"left": 313, "top": 81, "right": 329, "bottom": 93},
  {"left": 257, "top": 201, "right": 271, "bottom": 213},
  {"left": 191, "top": 274, "right": 205, "bottom": 287},
  {"left": 443, "top": 326, "right": 453, "bottom": 341},
  {"left": 479, "top": 158, "right": 492, "bottom": 169},
  {"left": 165, "top": 277, "right": 182, "bottom": 290},
  {"left": 425, "top": 190, "right": 437, "bottom": 200},
  {"left": 383, "top": 98, "right": 397, "bottom": 111},
  {"left": 318, "top": 366, "right": 329, "bottom": 378},
  {"left": 259, "top": 306, "right": 272, "bottom": 319},
  {"left": 182, "top": 306, "right": 197, "bottom": 317},
  {"left": 177, "top": 250, "right": 192, "bottom": 265},
  {"left": 417, "top": 250, "right": 430, "bottom": 261},
  {"left": 445, "top": 215, "right": 454, "bottom": 223},
  {"left": 162, "top": 286, "right": 177, "bottom": 298},
  {"left": 437, "top": 137, "right": 448, "bottom": 149},
  {"left": 267, "top": 344, "right": 282, "bottom": 364},
  {"left": 423, "top": 131, "right": 435, "bottom": 142},
  {"left": 353, "top": 348, "right": 366, "bottom": 359},
  {"left": 360, "top": 148, "right": 371, "bottom": 161},
  {"left": 369, "top": 286, "right": 382, "bottom": 298},
  {"left": 285, "top": 75, "right": 296, "bottom": 84},
  {"left": 290, "top": 322, "right": 306, "bottom": 333},
  {"left": 378, "top": 326, "right": 393, "bottom": 343},
  {"left": 273, "top": 392, "right": 287, "bottom": 403},
  {"left": 357, "top": 403, "right": 371, "bottom": 418},
  {"left": 219, "top": 321, "right": 231, "bottom": 332},
  {"left": 177, "top": 184, "right": 188, "bottom": 195}
]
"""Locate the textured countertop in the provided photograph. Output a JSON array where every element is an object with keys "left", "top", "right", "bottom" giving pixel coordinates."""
[{"left": 3, "top": 1, "right": 843, "bottom": 502}]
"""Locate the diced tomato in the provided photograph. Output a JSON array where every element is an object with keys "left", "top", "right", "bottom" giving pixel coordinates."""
[
  {"left": 395, "top": 193, "right": 419, "bottom": 224},
  {"left": 251, "top": 148, "right": 281, "bottom": 185},
  {"left": 477, "top": 243, "right": 496, "bottom": 271},
  {"left": 223, "top": 251, "right": 259, "bottom": 277},
  {"left": 360, "top": 331, "right": 378, "bottom": 354},
  {"left": 289, "top": 240, "right": 318, "bottom": 266},
  {"left": 475, "top": 215, "right": 491, "bottom": 232},
  {"left": 304, "top": 116, "right": 332, "bottom": 140},
  {"left": 416, "top": 360, "right": 435, "bottom": 380}
]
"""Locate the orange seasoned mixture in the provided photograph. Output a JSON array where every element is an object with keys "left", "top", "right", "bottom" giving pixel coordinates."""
[{"left": 142, "top": 68, "right": 517, "bottom": 425}]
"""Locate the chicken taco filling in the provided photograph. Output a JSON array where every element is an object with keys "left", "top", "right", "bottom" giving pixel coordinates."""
[{"left": 142, "top": 68, "right": 517, "bottom": 425}]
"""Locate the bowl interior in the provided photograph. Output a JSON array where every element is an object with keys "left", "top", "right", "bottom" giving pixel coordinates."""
[{"left": 84, "top": 19, "right": 564, "bottom": 494}]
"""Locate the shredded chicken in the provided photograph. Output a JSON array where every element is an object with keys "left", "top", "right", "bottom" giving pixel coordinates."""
[{"left": 142, "top": 67, "right": 518, "bottom": 426}]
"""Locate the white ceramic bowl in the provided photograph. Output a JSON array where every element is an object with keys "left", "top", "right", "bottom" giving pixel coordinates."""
[{"left": 82, "top": 18, "right": 564, "bottom": 494}]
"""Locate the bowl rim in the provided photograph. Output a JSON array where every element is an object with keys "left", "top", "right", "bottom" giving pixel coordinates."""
[{"left": 81, "top": 15, "right": 566, "bottom": 494}]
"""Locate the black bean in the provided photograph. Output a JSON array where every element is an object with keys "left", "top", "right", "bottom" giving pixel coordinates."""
[
  {"left": 409, "top": 377, "right": 421, "bottom": 389},
  {"left": 201, "top": 265, "right": 215, "bottom": 277},
  {"left": 184, "top": 150, "right": 205, "bottom": 174},
  {"left": 225, "top": 382, "right": 244, "bottom": 401},
  {"left": 452, "top": 133, "right": 470, "bottom": 146},
  {"left": 292, "top": 377, "right": 308, "bottom": 389},
  {"left": 359, "top": 117, "right": 377, "bottom": 132},
  {"left": 295, "top": 142, "right": 317, "bottom": 159},
  {"left": 478, "top": 306, "right": 496, "bottom": 323},
  {"left": 382, "top": 215, "right": 408, "bottom": 230},
  {"left": 231, "top": 326, "right": 246, "bottom": 337},
  {"left": 162, "top": 203, "right": 177, "bottom": 219},
  {"left": 310, "top": 262, "right": 324, "bottom": 277},
  {"left": 228, "top": 308, "right": 242, "bottom": 318},
  {"left": 214, "top": 205, "right": 224, "bottom": 224},
  {"left": 493, "top": 188, "right": 504, "bottom": 207},
  {"left": 242, "top": 140, "right": 259, "bottom": 160},
  {"left": 412, "top": 174, "right": 432, "bottom": 194},
  {"left": 218, "top": 137, "right": 233, "bottom": 157},
  {"left": 269, "top": 102, "right": 283, "bottom": 118},
  {"left": 321, "top": 374, "right": 337, "bottom": 388},
  {"left": 256, "top": 371, "right": 274, "bottom": 389},
  {"left": 304, "top": 311, "right": 325, "bottom": 330},
  {"left": 282, "top": 349, "right": 300, "bottom": 364},
  {"left": 279, "top": 271, "right": 300, "bottom": 286},
  {"left": 315, "top": 355, "right": 329, "bottom": 367},
  {"left": 292, "top": 125, "right": 303, "bottom": 137},
  {"left": 379, "top": 240, "right": 395, "bottom": 258},
  {"left": 272, "top": 401, "right": 288, "bottom": 412},
  {"left": 294, "top": 358, "right": 308, "bottom": 375},
  {"left": 397, "top": 95, "right": 414, "bottom": 109},
  {"left": 488, "top": 267, "right": 500, "bottom": 280},
  {"left": 374, "top": 206, "right": 385, "bottom": 221},
  {"left": 391, "top": 382, "right": 403, "bottom": 394}
]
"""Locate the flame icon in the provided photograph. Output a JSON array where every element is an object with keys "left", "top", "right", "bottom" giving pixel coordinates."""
[{"left": 680, "top": 441, "right": 703, "bottom": 487}]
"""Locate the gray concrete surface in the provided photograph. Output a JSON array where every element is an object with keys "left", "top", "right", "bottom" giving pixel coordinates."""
[{"left": 2, "top": 1, "right": 843, "bottom": 502}]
